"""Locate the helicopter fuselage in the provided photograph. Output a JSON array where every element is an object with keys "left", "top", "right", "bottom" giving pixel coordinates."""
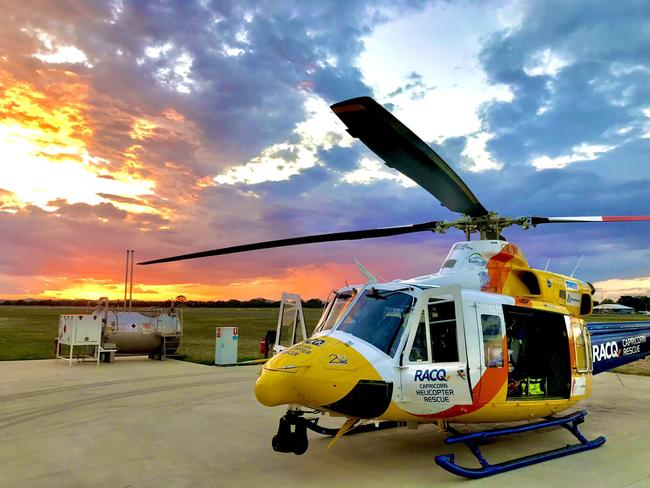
[
  {"left": 139, "top": 94, "right": 650, "bottom": 475},
  {"left": 140, "top": 94, "right": 650, "bottom": 474},
  {"left": 255, "top": 240, "right": 600, "bottom": 424}
]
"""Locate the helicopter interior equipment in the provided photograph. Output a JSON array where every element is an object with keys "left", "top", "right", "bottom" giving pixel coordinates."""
[{"left": 140, "top": 97, "right": 650, "bottom": 478}]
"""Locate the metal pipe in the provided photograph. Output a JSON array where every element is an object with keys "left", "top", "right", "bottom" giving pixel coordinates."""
[
  {"left": 129, "top": 250, "right": 135, "bottom": 309},
  {"left": 123, "top": 249, "right": 129, "bottom": 308}
]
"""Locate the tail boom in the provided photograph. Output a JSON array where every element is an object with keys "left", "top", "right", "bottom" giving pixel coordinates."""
[{"left": 587, "top": 322, "right": 650, "bottom": 374}]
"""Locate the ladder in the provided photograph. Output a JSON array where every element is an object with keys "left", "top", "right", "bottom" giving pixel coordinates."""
[{"left": 273, "top": 292, "right": 308, "bottom": 355}]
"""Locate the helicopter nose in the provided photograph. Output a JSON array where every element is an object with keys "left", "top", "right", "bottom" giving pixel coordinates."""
[{"left": 255, "top": 337, "right": 388, "bottom": 415}]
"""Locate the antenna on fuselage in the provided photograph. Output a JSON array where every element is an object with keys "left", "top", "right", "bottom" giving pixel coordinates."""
[
  {"left": 353, "top": 258, "right": 378, "bottom": 283},
  {"left": 570, "top": 255, "right": 584, "bottom": 278},
  {"left": 544, "top": 259, "right": 551, "bottom": 271}
]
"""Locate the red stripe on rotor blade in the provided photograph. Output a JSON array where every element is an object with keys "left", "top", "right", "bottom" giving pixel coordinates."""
[
  {"left": 602, "top": 216, "right": 650, "bottom": 222},
  {"left": 332, "top": 104, "right": 366, "bottom": 113}
]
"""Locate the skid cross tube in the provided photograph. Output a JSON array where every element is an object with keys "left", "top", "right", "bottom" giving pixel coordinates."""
[
  {"left": 435, "top": 410, "right": 606, "bottom": 479},
  {"left": 304, "top": 417, "right": 405, "bottom": 436}
]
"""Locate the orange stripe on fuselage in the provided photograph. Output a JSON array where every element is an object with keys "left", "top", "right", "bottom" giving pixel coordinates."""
[
  {"left": 411, "top": 336, "right": 508, "bottom": 420},
  {"left": 411, "top": 367, "right": 505, "bottom": 419},
  {"left": 482, "top": 243, "right": 520, "bottom": 294}
]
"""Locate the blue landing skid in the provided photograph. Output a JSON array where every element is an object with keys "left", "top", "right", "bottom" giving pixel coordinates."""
[{"left": 434, "top": 410, "right": 606, "bottom": 479}]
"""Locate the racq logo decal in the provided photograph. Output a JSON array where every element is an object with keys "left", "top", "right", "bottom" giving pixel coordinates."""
[
  {"left": 414, "top": 369, "right": 448, "bottom": 382},
  {"left": 592, "top": 341, "right": 619, "bottom": 361}
]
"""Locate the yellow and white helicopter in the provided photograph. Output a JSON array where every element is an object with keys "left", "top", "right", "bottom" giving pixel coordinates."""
[{"left": 141, "top": 97, "right": 650, "bottom": 478}]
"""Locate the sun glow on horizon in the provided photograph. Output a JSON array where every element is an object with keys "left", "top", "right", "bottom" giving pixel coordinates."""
[
  {"left": 17, "top": 271, "right": 650, "bottom": 303},
  {"left": 0, "top": 69, "right": 160, "bottom": 215},
  {"left": 4, "top": 263, "right": 363, "bottom": 302}
]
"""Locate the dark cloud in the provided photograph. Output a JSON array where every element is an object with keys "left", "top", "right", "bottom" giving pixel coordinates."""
[
  {"left": 387, "top": 71, "right": 435, "bottom": 100},
  {"left": 479, "top": 0, "right": 650, "bottom": 166},
  {"left": 425, "top": 0, "right": 650, "bottom": 283},
  {"left": 2, "top": 0, "right": 424, "bottom": 171},
  {"left": 430, "top": 136, "right": 468, "bottom": 167},
  {"left": 42, "top": 200, "right": 128, "bottom": 221},
  {"left": 96, "top": 193, "right": 147, "bottom": 205},
  {"left": 316, "top": 145, "right": 365, "bottom": 172}
]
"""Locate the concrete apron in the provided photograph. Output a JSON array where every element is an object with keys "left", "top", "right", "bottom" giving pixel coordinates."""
[{"left": 1, "top": 358, "right": 649, "bottom": 488}]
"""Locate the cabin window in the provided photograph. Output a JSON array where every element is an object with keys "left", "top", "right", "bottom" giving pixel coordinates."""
[
  {"left": 481, "top": 314, "right": 504, "bottom": 368},
  {"left": 572, "top": 322, "right": 590, "bottom": 373},
  {"left": 408, "top": 311, "right": 430, "bottom": 362},
  {"left": 441, "top": 259, "right": 456, "bottom": 269},
  {"left": 428, "top": 300, "right": 459, "bottom": 362},
  {"left": 337, "top": 290, "right": 413, "bottom": 357}
]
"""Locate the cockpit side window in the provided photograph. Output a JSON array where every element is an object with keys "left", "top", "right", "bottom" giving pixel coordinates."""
[
  {"left": 313, "top": 297, "right": 335, "bottom": 333},
  {"left": 337, "top": 290, "right": 413, "bottom": 357},
  {"left": 481, "top": 314, "right": 504, "bottom": 368},
  {"left": 428, "top": 300, "right": 459, "bottom": 362},
  {"left": 407, "top": 311, "right": 430, "bottom": 362},
  {"left": 314, "top": 291, "right": 355, "bottom": 333}
]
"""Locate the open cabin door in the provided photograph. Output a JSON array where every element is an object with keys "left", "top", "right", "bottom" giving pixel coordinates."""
[
  {"left": 399, "top": 287, "right": 472, "bottom": 415},
  {"left": 466, "top": 299, "right": 507, "bottom": 403}
]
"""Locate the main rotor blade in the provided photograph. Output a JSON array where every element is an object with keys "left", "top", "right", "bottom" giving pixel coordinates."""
[
  {"left": 138, "top": 221, "right": 440, "bottom": 265},
  {"left": 531, "top": 215, "right": 650, "bottom": 225},
  {"left": 331, "top": 97, "right": 488, "bottom": 217}
]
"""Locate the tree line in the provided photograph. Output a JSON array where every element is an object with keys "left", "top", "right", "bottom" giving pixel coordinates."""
[
  {"left": 5, "top": 294, "right": 649, "bottom": 311},
  {"left": 0, "top": 297, "right": 326, "bottom": 309},
  {"left": 596, "top": 295, "right": 650, "bottom": 312}
]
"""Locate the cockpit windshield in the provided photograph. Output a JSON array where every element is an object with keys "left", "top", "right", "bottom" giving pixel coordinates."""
[
  {"left": 336, "top": 288, "right": 413, "bottom": 357},
  {"left": 313, "top": 290, "right": 355, "bottom": 334}
]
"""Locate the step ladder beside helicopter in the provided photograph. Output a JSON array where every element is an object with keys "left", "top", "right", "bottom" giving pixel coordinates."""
[{"left": 272, "top": 293, "right": 308, "bottom": 355}]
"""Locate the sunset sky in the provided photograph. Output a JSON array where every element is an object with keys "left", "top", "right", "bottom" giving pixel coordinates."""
[{"left": 1, "top": 0, "right": 650, "bottom": 302}]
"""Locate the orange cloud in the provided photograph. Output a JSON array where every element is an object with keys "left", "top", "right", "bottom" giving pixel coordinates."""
[
  {"left": 0, "top": 68, "right": 219, "bottom": 226},
  {"left": 593, "top": 276, "right": 650, "bottom": 300},
  {"left": 0, "top": 69, "right": 164, "bottom": 216},
  {"left": 19, "top": 262, "right": 361, "bottom": 301},
  {"left": 0, "top": 188, "right": 21, "bottom": 212}
]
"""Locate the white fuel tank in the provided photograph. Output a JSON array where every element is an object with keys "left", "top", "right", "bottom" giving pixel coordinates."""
[{"left": 100, "top": 309, "right": 182, "bottom": 355}]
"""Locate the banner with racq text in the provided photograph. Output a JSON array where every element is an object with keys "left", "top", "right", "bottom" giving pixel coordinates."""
[{"left": 587, "top": 322, "right": 650, "bottom": 374}]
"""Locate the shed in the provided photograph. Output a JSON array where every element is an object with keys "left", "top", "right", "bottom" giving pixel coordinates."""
[{"left": 593, "top": 303, "right": 635, "bottom": 314}]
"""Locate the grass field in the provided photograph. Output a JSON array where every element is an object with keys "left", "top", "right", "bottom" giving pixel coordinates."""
[
  {"left": 0, "top": 306, "right": 322, "bottom": 363},
  {"left": 174, "top": 307, "right": 322, "bottom": 363},
  {"left": 0, "top": 306, "right": 649, "bottom": 375}
]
